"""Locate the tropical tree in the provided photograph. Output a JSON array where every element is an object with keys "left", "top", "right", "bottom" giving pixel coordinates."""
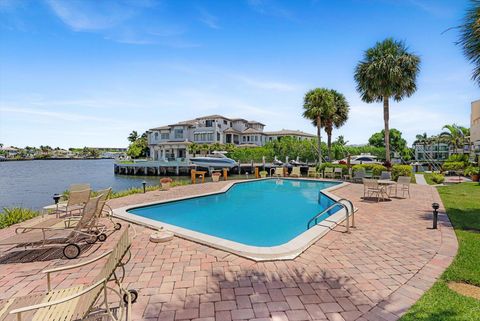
[
  {"left": 440, "top": 124, "right": 470, "bottom": 152},
  {"left": 302, "top": 88, "right": 335, "bottom": 164},
  {"left": 333, "top": 135, "right": 348, "bottom": 146},
  {"left": 128, "top": 130, "right": 139, "bottom": 143},
  {"left": 188, "top": 143, "right": 200, "bottom": 157},
  {"left": 324, "top": 90, "right": 349, "bottom": 161},
  {"left": 458, "top": 0, "right": 480, "bottom": 86},
  {"left": 354, "top": 38, "right": 421, "bottom": 162},
  {"left": 368, "top": 128, "right": 409, "bottom": 160}
]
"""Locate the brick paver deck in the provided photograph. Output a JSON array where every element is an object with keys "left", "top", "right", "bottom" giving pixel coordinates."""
[{"left": 0, "top": 180, "right": 458, "bottom": 321}]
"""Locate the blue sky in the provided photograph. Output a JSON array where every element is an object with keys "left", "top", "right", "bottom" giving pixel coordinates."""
[{"left": 0, "top": 0, "right": 478, "bottom": 148}]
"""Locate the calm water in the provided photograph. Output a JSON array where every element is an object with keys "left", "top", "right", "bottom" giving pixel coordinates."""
[
  {"left": 129, "top": 179, "right": 340, "bottom": 246},
  {"left": 0, "top": 159, "right": 163, "bottom": 209}
]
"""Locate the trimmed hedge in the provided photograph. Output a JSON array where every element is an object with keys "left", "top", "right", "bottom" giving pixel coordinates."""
[
  {"left": 391, "top": 165, "right": 413, "bottom": 181},
  {"left": 352, "top": 164, "right": 387, "bottom": 176},
  {"left": 443, "top": 162, "right": 465, "bottom": 171}
]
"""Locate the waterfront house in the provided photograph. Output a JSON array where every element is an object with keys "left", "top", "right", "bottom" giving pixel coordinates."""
[{"left": 147, "top": 115, "right": 315, "bottom": 161}]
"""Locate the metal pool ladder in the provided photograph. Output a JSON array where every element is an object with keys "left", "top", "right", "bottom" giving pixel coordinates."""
[{"left": 307, "top": 198, "right": 355, "bottom": 233}]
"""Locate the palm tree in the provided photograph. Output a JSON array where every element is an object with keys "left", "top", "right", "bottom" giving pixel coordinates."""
[
  {"left": 128, "top": 131, "right": 139, "bottom": 143},
  {"left": 354, "top": 38, "right": 421, "bottom": 162},
  {"left": 188, "top": 143, "right": 200, "bottom": 157},
  {"left": 440, "top": 124, "right": 469, "bottom": 153},
  {"left": 458, "top": 0, "right": 480, "bottom": 86},
  {"left": 324, "top": 90, "right": 349, "bottom": 161},
  {"left": 303, "top": 88, "right": 334, "bottom": 164}
]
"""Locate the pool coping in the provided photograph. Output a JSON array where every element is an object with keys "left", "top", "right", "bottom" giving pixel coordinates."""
[{"left": 112, "top": 178, "right": 353, "bottom": 261}]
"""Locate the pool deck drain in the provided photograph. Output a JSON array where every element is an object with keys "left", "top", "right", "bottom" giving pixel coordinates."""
[{"left": 0, "top": 179, "right": 458, "bottom": 321}]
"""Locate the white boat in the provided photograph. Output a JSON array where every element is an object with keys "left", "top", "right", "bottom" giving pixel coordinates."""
[
  {"left": 190, "top": 151, "right": 238, "bottom": 169},
  {"left": 333, "top": 153, "right": 381, "bottom": 165}
]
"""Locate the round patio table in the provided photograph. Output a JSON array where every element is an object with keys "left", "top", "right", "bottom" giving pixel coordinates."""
[{"left": 377, "top": 179, "right": 396, "bottom": 198}]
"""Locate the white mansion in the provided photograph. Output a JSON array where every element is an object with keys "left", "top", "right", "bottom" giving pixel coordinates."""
[{"left": 147, "top": 115, "right": 315, "bottom": 161}]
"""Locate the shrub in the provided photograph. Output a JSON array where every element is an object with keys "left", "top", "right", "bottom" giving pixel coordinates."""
[
  {"left": 0, "top": 207, "right": 39, "bottom": 229},
  {"left": 442, "top": 162, "right": 465, "bottom": 171},
  {"left": 446, "top": 154, "right": 469, "bottom": 164},
  {"left": 160, "top": 177, "right": 173, "bottom": 183},
  {"left": 430, "top": 173, "right": 445, "bottom": 184},
  {"left": 391, "top": 164, "right": 413, "bottom": 180},
  {"left": 464, "top": 166, "right": 480, "bottom": 176},
  {"left": 352, "top": 164, "right": 387, "bottom": 176}
]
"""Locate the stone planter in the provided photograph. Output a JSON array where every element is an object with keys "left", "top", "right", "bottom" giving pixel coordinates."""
[
  {"left": 260, "top": 172, "right": 267, "bottom": 178},
  {"left": 471, "top": 174, "right": 479, "bottom": 182},
  {"left": 212, "top": 174, "right": 221, "bottom": 182}
]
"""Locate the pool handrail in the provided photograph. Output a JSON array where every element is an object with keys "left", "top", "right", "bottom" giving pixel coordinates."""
[{"left": 307, "top": 197, "right": 354, "bottom": 233}]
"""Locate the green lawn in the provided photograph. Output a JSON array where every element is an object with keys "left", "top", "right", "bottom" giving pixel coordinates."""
[{"left": 400, "top": 183, "right": 480, "bottom": 321}]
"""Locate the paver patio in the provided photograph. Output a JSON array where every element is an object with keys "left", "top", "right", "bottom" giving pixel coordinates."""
[{"left": 0, "top": 180, "right": 458, "bottom": 321}]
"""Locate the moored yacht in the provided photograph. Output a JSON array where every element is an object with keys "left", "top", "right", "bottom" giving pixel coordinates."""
[{"left": 190, "top": 151, "right": 238, "bottom": 169}]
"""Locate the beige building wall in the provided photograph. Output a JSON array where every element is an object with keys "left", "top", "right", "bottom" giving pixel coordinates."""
[{"left": 472, "top": 100, "right": 480, "bottom": 152}]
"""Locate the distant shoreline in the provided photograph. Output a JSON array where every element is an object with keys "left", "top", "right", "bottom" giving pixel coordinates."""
[{"left": 0, "top": 158, "right": 114, "bottom": 162}]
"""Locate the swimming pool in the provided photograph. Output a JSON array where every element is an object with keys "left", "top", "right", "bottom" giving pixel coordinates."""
[{"left": 117, "top": 179, "right": 348, "bottom": 260}]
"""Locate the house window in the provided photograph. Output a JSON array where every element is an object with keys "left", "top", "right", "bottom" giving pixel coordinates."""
[
  {"left": 224, "top": 120, "right": 228, "bottom": 125},
  {"left": 194, "top": 133, "right": 214, "bottom": 142},
  {"left": 255, "top": 136, "right": 258, "bottom": 142},
  {"left": 243, "top": 136, "right": 246, "bottom": 142},
  {"left": 217, "top": 132, "right": 220, "bottom": 141},
  {"left": 154, "top": 132, "right": 159, "bottom": 140},
  {"left": 161, "top": 133, "right": 169, "bottom": 139},
  {"left": 206, "top": 120, "right": 213, "bottom": 127},
  {"left": 174, "top": 129, "right": 183, "bottom": 139}
]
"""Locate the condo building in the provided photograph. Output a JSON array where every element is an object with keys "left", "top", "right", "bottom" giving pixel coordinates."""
[
  {"left": 472, "top": 100, "right": 480, "bottom": 156},
  {"left": 147, "top": 115, "right": 315, "bottom": 161}
]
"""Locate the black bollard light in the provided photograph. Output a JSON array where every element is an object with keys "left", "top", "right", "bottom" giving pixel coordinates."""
[
  {"left": 53, "top": 193, "right": 61, "bottom": 204},
  {"left": 142, "top": 180, "right": 147, "bottom": 193},
  {"left": 432, "top": 202, "right": 439, "bottom": 229},
  {"left": 53, "top": 193, "right": 61, "bottom": 216}
]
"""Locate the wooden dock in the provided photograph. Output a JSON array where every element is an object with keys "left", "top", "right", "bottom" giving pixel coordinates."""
[{"left": 114, "top": 160, "right": 314, "bottom": 176}]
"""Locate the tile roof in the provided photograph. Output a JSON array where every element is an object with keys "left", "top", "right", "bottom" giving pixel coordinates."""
[{"left": 264, "top": 129, "right": 315, "bottom": 137}]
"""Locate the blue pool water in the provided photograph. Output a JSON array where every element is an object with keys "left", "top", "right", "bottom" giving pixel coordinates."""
[{"left": 128, "top": 179, "right": 341, "bottom": 247}]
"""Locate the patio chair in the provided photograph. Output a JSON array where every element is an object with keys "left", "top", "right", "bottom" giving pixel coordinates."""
[
  {"left": 273, "top": 167, "right": 284, "bottom": 177},
  {"left": 69, "top": 183, "right": 91, "bottom": 192},
  {"left": 353, "top": 170, "right": 365, "bottom": 183},
  {"left": 396, "top": 176, "right": 412, "bottom": 198},
  {"left": 333, "top": 167, "right": 343, "bottom": 179},
  {"left": 55, "top": 188, "right": 91, "bottom": 217},
  {"left": 0, "top": 227, "right": 137, "bottom": 321},
  {"left": 365, "top": 170, "right": 374, "bottom": 179},
  {"left": 19, "top": 189, "right": 116, "bottom": 234},
  {"left": 0, "top": 195, "right": 105, "bottom": 259},
  {"left": 290, "top": 167, "right": 301, "bottom": 177},
  {"left": 362, "top": 178, "right": 383, "bottom": 202},
  {"left": 379, "top": 171, "right": 392, "bottom": 180},
  {"left": 307, "top": 167, "right": 319, "bottom": 178},
  {"left": 324, "top": 167, "right": 334, "bottom": 179},
  {"left": 94, "top": 187, "right": 122, "bottom": 232},
  {"left": 343, "top": 167, "right": 353, "bottom": 181}
]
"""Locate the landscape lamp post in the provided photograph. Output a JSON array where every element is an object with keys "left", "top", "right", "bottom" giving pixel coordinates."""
[
  {"left": 53, "top": 193, "right": 61, "bottom": 215},
  {"left": 142, "top": 181, "right": 147, "bottom": 193},
  {"left": 432, "top": 202, "right": 439, "bottom": 229}
]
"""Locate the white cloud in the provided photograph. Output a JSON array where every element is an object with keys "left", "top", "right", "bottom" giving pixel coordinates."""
[
  {"left": 198, "top": 8, "right": 220, "bottom": 29},
  {"left": 45, "top": 0, "right": 136, "bottom": 31}
]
